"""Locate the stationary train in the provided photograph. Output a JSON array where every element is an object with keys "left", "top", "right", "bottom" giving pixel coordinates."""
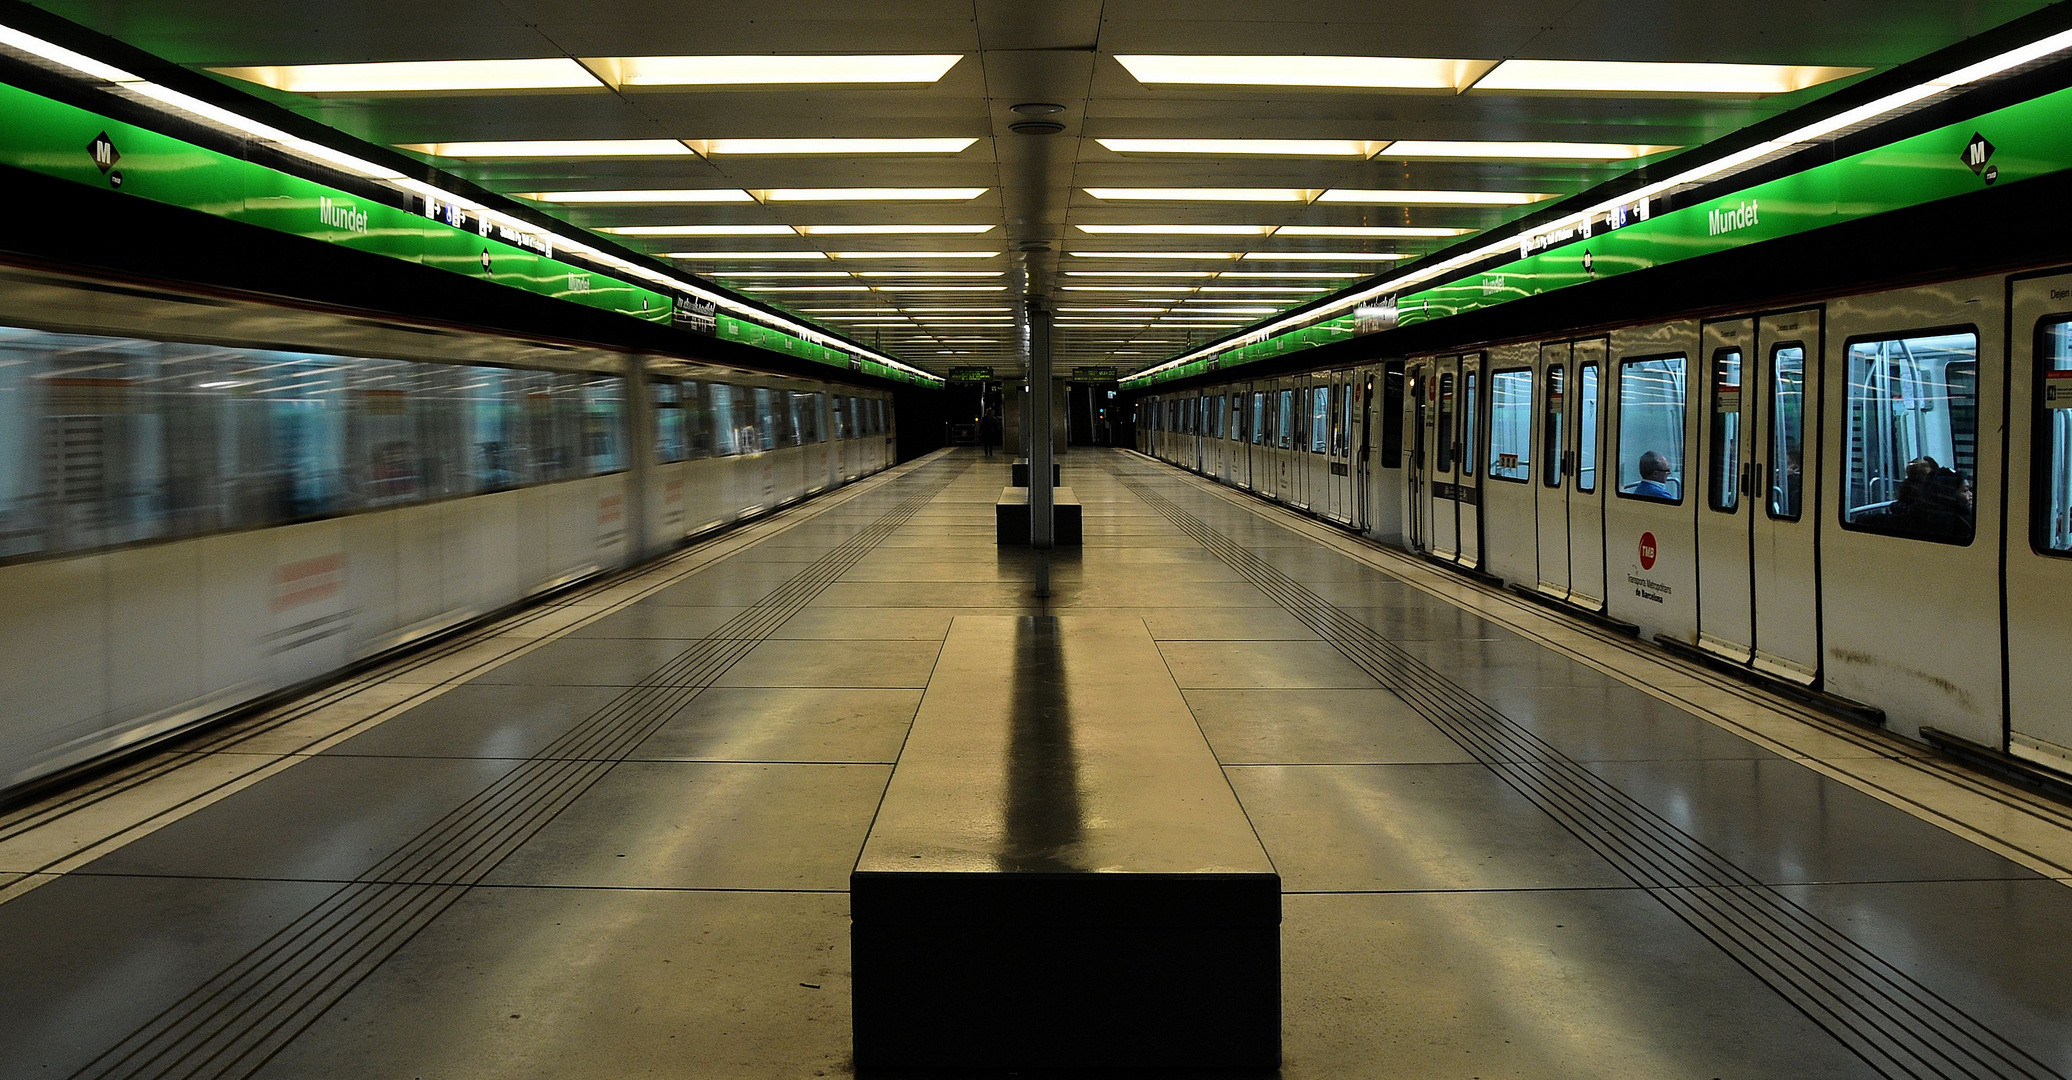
[
  {"left": 0, "top": 263, "right": 897, "bottom": 794},
  {"left": 1136, "top": 266, "right": 2072, "bottom": 781}
]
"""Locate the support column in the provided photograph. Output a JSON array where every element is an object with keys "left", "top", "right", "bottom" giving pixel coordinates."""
[{"left": 1028, "top": 299, "right": 1054, "bottom": 552}]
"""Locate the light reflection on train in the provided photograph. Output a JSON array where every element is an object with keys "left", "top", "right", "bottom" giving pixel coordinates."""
[
  {"left": 1138, "top": 270, "right": 2072, "bottom": 780},
  {"left": 0, "top": 269, "right": 895, "bottom": 794}
]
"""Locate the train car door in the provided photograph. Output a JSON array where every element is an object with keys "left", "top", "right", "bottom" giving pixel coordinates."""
[
  {"left": 1306, "top": 378, "right": 1330, "bottom": 515},
  {"left": 1407, "top": 362, "right": 1431, "bottom": 553},
  {"left": 1750, "top": 310, "right": 1822, "bottom": 680},
  {"left": 2003, "top": 275, "right": 2072, "bottom": 767},
  {"left": 1568, "top": 339, "right": 1610, "bottom": 607},
  {"left": 1534, "top": 342, "right": 1572, "bottom": 595},
  {"left": 1326, "top": 371, "right": 1354, "bottom": 524},
  {"left": 1458, "top": 353, "right": 1484, "bottom": 566},
  {"left": 1695, "top": 318, "right": 1757, "bottom": 661},
  {"left": 1430, "top": 358, "right": 1462, "bottom": 559}
]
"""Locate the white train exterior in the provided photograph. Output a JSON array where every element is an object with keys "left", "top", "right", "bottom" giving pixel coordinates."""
[
  {"left": 0, "top": 264, "right": 897, "bottom": 795},
  {"left": 1136, "top": 267, "right": 2072, "bottom": 781}
]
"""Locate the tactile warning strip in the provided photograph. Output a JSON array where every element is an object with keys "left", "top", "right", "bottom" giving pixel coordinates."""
[
  {"left": 67, "top": 456, "right": 969, "bottom": 1080},
  {"left": 1114, "top": 462, "right": 2061, "bottom": 1080}
]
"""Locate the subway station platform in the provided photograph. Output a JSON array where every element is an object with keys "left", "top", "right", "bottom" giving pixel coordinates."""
[{"left": 2, "top": 448, "right": 2071, "bottom": 1079}]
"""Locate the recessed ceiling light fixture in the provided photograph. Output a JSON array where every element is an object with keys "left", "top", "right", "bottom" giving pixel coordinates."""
[
  {"left": 516, "top": 188, "right": 754, "bottom": 203},
  {"left": 872, "top": 285, "right": 1011, "bottom": 291},
  {"left": 1097, "top": 138, "right": 1382, "bottom": 156},
  {"left": 688, "top": 138, "right": 976, "bottom": 155},
  {"left": 796, "top": 224, "right": 996, "bottom": 234},
  {"left": 602, "top": 224, "right": 796, "bottom": 236},
  {"left": 1219, "top": 271, "right": 1361, "bottom": 279},
  {"left": 664, "top": 250, "right": 828, "bottom": 260},
  {"left": 400, "top": 139, "right": 691, "bottom": 157},
  {"left": 717, "top": 271, "right": 854, "bottom": 278},
  {"left": 1116, "top": 55, "right": 1493, "bottom": 91},
  {"left": 1278, "top": 225, "right": 1471, "bottom": 238},
  {"left": 593, "top": 54, "right": 962, "bottom": 87},
  {"left": 1199, "top": 285, "right": 1337, "bottom": 292},
  {"left": 216, "top": 58, "right": 602, "bottom": 93},
  {"left": 1083, "top": 188, "right": 1318, "bottom": 202},
  {"left": 1379, "top": 140, "right": 1678, "bottom": 160},
  {"left": 1472, "top": 59, "right": 1867, "bottom": 96},
  {"left": 1075, "top": 224, "right": 1277, "bottom": 235},
  {"left": 1068, "top": 251, "right": 1242, "bottom": 259},
  {"left": 748, "top": 285, "right": 872, "bottom": 292},
  {"left": 762, "top": 188, "right": 989, "bottom": 201},
  {"left": 1239, "top": 251, "right": 1411, "bottom": 261},
  {"left": 858, "top": 270, "right": 1005, "bottom": 277},
  {"left": 1061, "top": 286, "right": 1195, "bottom": 292},
  {"left": 1064, "top": 271, "right": 1216, "bottom": 278},
  {"left": 1315, "top": 188, "right": 1553, "bottom": 206},
  {"left": 831, "top": 250, "right": 1001, "bottom": 259}
]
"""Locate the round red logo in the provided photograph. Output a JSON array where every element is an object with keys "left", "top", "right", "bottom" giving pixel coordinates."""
[{"left": 1638, "top": 531, "right": 1658, "bottom": 570}]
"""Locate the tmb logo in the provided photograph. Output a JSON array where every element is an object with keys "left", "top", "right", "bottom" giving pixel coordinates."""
[{"left": 1639, "top": 531, "right": 1659, "bottom": 571}]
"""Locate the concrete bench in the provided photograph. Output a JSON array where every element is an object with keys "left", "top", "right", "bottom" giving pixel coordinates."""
[
  {"left": 851, "top": 615, "right": 1280, "bottom": 1071},
  {"left": 1010, "top": 459, "right": 1062, "bottom": 487},
  {"left": 995, "top": 484, "right": 1082, "bottom": 546}
]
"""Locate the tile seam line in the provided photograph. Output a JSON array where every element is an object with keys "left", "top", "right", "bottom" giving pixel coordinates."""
[{"left": 1127, "top": 453, "right": 2072, "bottom": 879}]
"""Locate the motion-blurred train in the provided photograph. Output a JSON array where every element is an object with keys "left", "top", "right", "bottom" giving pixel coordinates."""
[
  {"left": 1136, "top": 266, "right": 2072, "bottom": 781},
  {"left": 0, "top": 264, "right": 897, "bottom": 794}
]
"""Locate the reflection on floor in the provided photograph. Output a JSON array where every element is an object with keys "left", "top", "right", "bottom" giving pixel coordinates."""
[{"left": 0, "top": 447, "right": 2066, "bottom": 1080}]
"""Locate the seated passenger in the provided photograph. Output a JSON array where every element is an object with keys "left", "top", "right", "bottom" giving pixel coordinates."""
[
  {"left": 1628, "top": 450, "right": 1677, "bottom": 499},
  {"left": 1912, "top": 467, "right": 1975, "bottom": 540}
]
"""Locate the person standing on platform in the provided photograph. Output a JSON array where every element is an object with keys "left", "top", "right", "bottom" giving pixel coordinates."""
[{"left": 980, "top": 408, "right": 1002, "bottom": 459}]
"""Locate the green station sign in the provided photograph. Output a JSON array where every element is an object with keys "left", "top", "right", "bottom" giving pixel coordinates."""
[
  {"left": 947, "top": 366, "right": 994, "bottom": 382},
  {"left": 1072, "top": 367, "right": 1119, "bottom": 382}
]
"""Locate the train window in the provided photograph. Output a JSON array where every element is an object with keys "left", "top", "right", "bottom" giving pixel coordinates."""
[
  {"left": 798, "top": 393, "right": 826, "bottom": 444},
  {"left": 1768, "top": 347, "right": 1805, "bottom": 520},
  {"left": 1277, "top": 389, "right": 1296, "bottom": 449},
  {"left": 1488, "top": 369, "right": 1532, "bottom": 482},
  {"left": 1576, "top": 364, "right": 1600, "bottom": 493},
  {"left": 1435, "top": 374, "right": 1455, "bottom": 472},
  {"left": 1708, "top": 349, "right": 1744, "bottom": 512},
  {"left": 1617, "top": 354, "right": 1687, "bottom": 502},
  {"left": 1842, "top": 331, "right": 1977, "bottom": 543},
  {"left": 652, "top": 378, "right": 687, "bottom": 464},
  {"left": 1462, "top": 372, "right": 1479, "bottom": 478},
  {"left": 1251, "top": 392, "right": 1266, "bottom": 445},
  {"left": 1311, "top": 387, "right": 1329, "bottom": 453},
  {"left": 2037, "top": 319, "right": 2072, "bottom": 552},
  {"left": 1543, "top": 365, "right": 1565, "bottom": 487}
]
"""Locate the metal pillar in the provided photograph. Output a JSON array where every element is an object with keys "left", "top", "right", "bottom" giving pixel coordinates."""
[{"left": 1028, "top": 300, "right": 1054, "bottom": 550}]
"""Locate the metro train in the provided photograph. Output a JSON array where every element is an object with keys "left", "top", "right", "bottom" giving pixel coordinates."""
[
  {"left": 1135, "top": 265, "right": 2072, "bottom": 781},
  {"left": 0, "top": 263, "right": 897, "bottom": 794}
]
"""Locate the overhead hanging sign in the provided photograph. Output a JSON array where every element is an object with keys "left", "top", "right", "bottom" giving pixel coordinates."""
[{"left": 947, "top": 366, "right": 993, "bottom": 382}]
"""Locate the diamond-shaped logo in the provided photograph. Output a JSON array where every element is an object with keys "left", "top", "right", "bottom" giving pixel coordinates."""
[
  {"left": 1962, "top": 132, "right": 1995, "bottom": 175},
  {"left": 87, "top": 131, "right": 119, "bottom": 174}
]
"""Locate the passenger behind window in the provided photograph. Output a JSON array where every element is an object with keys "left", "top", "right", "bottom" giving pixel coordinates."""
[{"left": 1628, "top": 450, "right": 1677, "bottom": 499}]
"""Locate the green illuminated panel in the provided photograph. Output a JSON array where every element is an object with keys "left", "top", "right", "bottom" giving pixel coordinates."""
[
  {"left": 1127, "top": 84, "right": 2072, "bottom": 388},
  {"left": 0, "top": 78, "right": 935, "bottom": 385}
]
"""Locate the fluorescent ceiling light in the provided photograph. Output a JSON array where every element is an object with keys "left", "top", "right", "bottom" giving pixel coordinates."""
[
  {"left": 399, "top": 139, "right": 690, "bottom": 157},
  {"left": 516, "top": 188, "right": 753, "bottom": 203},
  {"left": 1240, "top": 251, "right": 1409, "bottom": 261},
  {"left": 1076, "top": 224, "right": 1276, "bottom": 235},
  {"left": 802, "top": 307, "right": 898, "bottom": 313},
  {"left": 1174, "top": 305, "right": 1278, "bottom": 314},
  {"left": 796, "top": 224, "right": 995, "bottom": 235},
  {"left": 1278, "top": 225, "right": 1470, "bottom": 238},
  {"left": 1065, "top": 271, "right": 1215, "bottom": 277},
  {"left": 714, "top": 271, "right": 853, "bottom": 278},
  {"left": 1068, "top": 251, "right": 1241, "bottom": 259},
  {"left": 1084, "top": 188, "right": 1315, "bottom": 202},
  {"left": 595, "top": 54, "right": 961, "bottom": 87},
  {"left": 1056, "top": 322, "right": 1148, "bottom": 327},
  {"left": 901, "top": 306, "right": 1011, "bottom": 312},
  {"left": 762, "top": 188, "right": 987, "bottom": 201},
  {"left": 1184, "top": 297, "right": 1295, "bottom": 304},
  {"left": 748, "top": 285, "right": 870, "bottom": 291},
  {"left": 692, "top": 138, "right": 977, "bottom": 155},
  {"left": 602, "top": 224, "right": 795, "bottom": 236},
  {"left": 664, "top": 250, "right": 827, "bottom": 260},
  {"left": 1062, "top": 285, "right": 1195, "bottom": 292},
  {"left": 1473, "top": 59, "right": 1866, "bottom": 96},
  {"left": 872, "top": 285, "right": 1009, "bottom": 291},
  {"left": 858, "top": 271, "right": 1004, "bottom": 277},
  {"left": 1378, "top": 140, "right": 1677, "bottom": 160},
  {"left": 1116, "top": 54, "right": 1493, "bottom": 91},
  {"left": 1219, "top": 271, "right": 1361, "bottom": 278},
  {"left": 1060, "top": 306, "right": 1167, "bottom": 313},
  {"left": 214, "top": 58, "right": 601, "bottom": 93},
  {"left": 1200, "top": 285, "right": 1333, "bottom": 292},
  {"left": 832, "top": 250, "right": 1000, "bottom": 259},
  {"left": 1316, "top": 188, "right": 1553, "bottom": 206},
  {"left": 1098, "top": 138, "right": 1380, "bottom": 156}
]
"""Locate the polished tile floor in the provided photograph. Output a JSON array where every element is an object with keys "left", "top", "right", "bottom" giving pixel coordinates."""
[{"left": 0, "top": 447, "right": 2067, "bottom": 1080}]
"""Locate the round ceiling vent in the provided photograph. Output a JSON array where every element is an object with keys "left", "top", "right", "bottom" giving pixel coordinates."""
[
  {"left": 1010, "top": 102, "right": 1066, "bottom": 114},
  {"left": 1009, "top": 118, "right": 1066, "bottom": 134},
  {"left": 1016, "top": 240, "right": 1053, "bottom": 252}
]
